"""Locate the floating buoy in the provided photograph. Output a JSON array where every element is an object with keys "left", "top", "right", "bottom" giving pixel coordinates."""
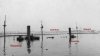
[
  {"left": 45, "top": 49, "right": 48, "bottom": 50},
  {"left": 71, "top": 35, "right": 76, "bottom": 38}
]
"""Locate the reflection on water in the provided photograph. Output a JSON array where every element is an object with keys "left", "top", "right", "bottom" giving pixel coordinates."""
[
  {"left": 27, "top": 40, "right": 31, "bottom": 54},
  {"left": 68, "top": 37, "right": 79, "bottom": 56},
  {"left": 0, "top": 34, "right": 100, "bottom": 56},
  {"left": 16, "top": 35, "right": 40, "bottom": 54}
]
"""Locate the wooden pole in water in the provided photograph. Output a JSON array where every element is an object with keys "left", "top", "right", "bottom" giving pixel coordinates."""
[
  {"left": 27, "top": 25, "right": 31, "bottom": 54},
  {"left": 27, "top": 26, "right": 31, "bottom": 47},
  {"left": 27, "top": 25, "right": 30, "bottom": 38},
  {"left": 3, "top": 15, "right": 7, "bottom": 56},
  {"left": 69, "top": 27, "right": 72, "bottom": 47}
]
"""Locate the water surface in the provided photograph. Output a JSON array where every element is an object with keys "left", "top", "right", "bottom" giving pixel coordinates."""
[{"left": 0, "top": 34, "right": 100, "bottom": 56}]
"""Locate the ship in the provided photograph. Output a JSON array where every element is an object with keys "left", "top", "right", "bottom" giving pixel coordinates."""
[{"left": 70, "top": 28, "right": 99, "bottom": 34}]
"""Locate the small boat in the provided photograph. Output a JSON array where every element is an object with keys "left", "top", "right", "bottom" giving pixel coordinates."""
[{"left": 47, "top": 37, "right": 54, "bottom": 39}]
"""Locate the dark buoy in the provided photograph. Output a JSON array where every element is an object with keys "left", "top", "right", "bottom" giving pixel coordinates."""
[
  {"left": 71, "top": 35, "right": 76, "bottom": 38},
  {"left": 45, "top": 49, "right": 48, "bottom": 50},
  {"left": 17, "top": 35, "right": 24, "bottom": 42}
]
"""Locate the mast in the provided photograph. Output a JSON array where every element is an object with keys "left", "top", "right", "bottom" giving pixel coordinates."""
[
  {"left": 76, "top": 23, "right": 78, "bottom": 41},
  {"left": 3, "top": 15, "right": 7, "bottom": 56},
  {"left": 41, "top": 21, "right": 43, "bottom": 48},
  {"left": 41, "top": 20, "right": 43, "bottom": 56}
]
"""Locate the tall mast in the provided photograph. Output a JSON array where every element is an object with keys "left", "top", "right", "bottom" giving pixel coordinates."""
[
  {"left": 41, "top": 21, "right": 43, "bottom": 48},
  {"left": 41, "top": 20, "right": 43, "bottom": 56},
  {"left": 3, "top": 15, "right": 7, "bottom": 56}
]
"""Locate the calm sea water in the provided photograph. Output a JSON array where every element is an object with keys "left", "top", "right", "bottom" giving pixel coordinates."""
[{"left": 0, "top": 34, "right": 100, "bottom": 56}]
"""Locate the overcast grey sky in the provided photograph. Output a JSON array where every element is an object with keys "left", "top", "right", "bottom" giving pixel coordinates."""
[{"left": 0, "top": 0, "right": 100, "bottom": 32}]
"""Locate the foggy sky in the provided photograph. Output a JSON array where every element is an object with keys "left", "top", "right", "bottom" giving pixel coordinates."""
[{"left": 0, "top": 0, "right": 100, "bottom": 32}]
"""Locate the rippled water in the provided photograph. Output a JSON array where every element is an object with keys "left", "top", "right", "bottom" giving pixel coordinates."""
[{"left": 0, "top": 34, "right": 100, "bottom": 56}]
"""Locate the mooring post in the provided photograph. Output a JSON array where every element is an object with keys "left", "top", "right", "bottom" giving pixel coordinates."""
[
  {"left": 27, "top": 25, "right": 31, "bottom": 40},
  {"left": 26, "top": 25, "right": 31, "bottom": 54},
  {"left": 69, "top": 27, "right": 72, "bottom": 44},
  {"left": 27, "top": 26, "right": 30, "bottom": 37}
]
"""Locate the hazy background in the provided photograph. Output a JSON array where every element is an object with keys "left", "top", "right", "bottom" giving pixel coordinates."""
[{"left": 0, "top": 0, "right": 100, "bottom": 32}]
